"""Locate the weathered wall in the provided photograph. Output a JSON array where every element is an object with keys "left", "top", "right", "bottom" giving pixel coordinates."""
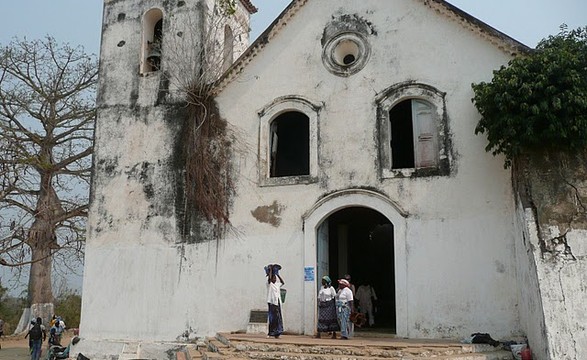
[
  {"left": 80, "top": 0, "right": 255, "bottom": 350},
  {"left": 215, "top": 0, "right": 522, "bottom": 340},
  {"left": 81, "top": 0, "right": 528, "bottom": 356},
  {"left": 514, "top": 151, "right": 587, "bottom": 360},
  {"left": 513, "top": 202, "right": 548, "bottom": 359}
]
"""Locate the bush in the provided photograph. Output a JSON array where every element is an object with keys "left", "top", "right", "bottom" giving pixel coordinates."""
[
  {"left": 0, "top": 284, "right": 27, "bottom": 334},
  {"left": 473, "top": 26, "right": 587, "bottom": 167},
  {"left": 54, "top": 292, "right": 82, "bottom": 328}
]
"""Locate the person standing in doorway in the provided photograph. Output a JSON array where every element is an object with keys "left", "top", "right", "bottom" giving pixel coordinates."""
[
  {"left": 344, "top": 274, "right": 356, "bottom": 296},
  {"left": 316, "top": 276, "right": 339, "bottom": 338},
  {"left": 336, "top": 279, "right": 354, "bottom": 340},
  {"left": 356, "top": 283, "right": 378, "bottom": 327},
  {"left": 266, "top": 264, "right": 285, "bottom": 338}
]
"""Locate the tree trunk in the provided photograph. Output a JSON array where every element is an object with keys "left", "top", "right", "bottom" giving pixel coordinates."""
[
  {"left": 27, "top": 174, "right": 63, "bottom": 305},
  {"left": 28, "top": 246, "right": 54, "bottom": 304}
]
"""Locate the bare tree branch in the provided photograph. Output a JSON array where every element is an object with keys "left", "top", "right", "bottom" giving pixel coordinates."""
[{"left": 0, "top": 36, "right": 97, "bottom": 305}]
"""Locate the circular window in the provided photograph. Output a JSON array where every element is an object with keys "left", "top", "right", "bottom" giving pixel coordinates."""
[{"left": 322, "top": 32, "right": 370, "bottom": 77}]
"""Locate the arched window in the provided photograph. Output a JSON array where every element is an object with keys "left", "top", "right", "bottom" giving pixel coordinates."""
[
  {"left": 258, "top": 96, "right": 322, "bottom": 186},
  {"left": 270, "top": 112, "right": 310, "bottom": 177},
  {"left": 377, "top": 83, "right": 450, "bottom": 177},
  {"left": 141, "top": 8, "right": 163, "bottom": 74},
  {"left": 222, "top": 25, "right": 234, "bottom": 72}
]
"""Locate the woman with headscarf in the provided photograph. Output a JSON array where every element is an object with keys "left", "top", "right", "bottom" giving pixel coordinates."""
[
  {"left": 266, "top": 264, "right": 285, "bottom": 338},
  {"left": 316, "top": 275, "right": 339, "bottom": 338},
  {"left": 336, "top": 278, "right": 354, "bottom": 339}
]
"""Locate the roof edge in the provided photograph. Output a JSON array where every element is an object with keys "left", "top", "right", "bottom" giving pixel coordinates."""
[
  {"left": 239, "top": 0, "right": 258, "bottom": 14},
  {"left": 428, "top": 0, "right": 532, "bottom": 54},
  {"left": 213, "top": 0, "right": 533, "bottom": 95}
]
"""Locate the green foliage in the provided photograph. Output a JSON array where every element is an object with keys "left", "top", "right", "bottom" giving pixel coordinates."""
[
  {"left": 54, "top": 292, "right": 81, "bottom": 328},
  {"left": 472, "top": 26, "right": 587, "bottom": 167},
  {"left": 218, "top": 0, "right": 237, "bottom": 15},
  {"left": 0, "top": 283, "right": 27, "bottom": 334}
]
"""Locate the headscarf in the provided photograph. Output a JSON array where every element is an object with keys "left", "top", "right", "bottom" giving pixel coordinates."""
[
  {"left": 322, "top": 275, "right": 331, "bottom": 285},
  {"left": 338, "top": 279, "right": 350, "bottom": 287}
]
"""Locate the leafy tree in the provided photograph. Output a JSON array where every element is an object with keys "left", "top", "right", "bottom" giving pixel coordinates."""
[
  {"left": 0, "top": 37, "right": 98, "bottom": 306},
  {"left": 54, "top": 290, "right": 81, "bottom": 328},
  {"left": 473, "top": 26, "right": 587, "bottom": 167}
]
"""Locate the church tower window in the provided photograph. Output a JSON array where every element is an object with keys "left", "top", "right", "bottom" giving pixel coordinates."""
[{"left": 141, "top": 8, "right": 164, "bottom": 74}]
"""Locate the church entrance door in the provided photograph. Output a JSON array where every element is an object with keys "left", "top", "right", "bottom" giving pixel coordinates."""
[{"left": 317, "top": 207, "right": 396, "bottom": 333}]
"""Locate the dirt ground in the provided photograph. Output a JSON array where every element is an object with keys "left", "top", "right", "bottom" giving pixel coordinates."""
[
  {"left": 0, "top": 330, "right": 76, "bottom": 360},
  {"left": 0, "top": 334, "right": 32, "bottom": 360}
]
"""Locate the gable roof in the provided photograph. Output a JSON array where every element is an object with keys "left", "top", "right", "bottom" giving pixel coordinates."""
[{"left": 213, "top": 0, "right": 532, "bottom": 94}]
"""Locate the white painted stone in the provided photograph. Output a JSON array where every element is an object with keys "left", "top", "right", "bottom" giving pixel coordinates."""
[{"left": 78, "top": 1, "right": 585, "bottom": 359}]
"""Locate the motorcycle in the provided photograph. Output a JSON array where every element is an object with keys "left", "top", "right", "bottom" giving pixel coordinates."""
[{"left": 45, "top": 336, "right": 80, "bottom": 360}]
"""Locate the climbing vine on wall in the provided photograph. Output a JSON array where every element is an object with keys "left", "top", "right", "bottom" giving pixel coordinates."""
[
  {"left": 183, "top": 91, "right": 233, "bottom": 228},
  {"left": 165, "top": 0, "right": 243, "bottom": 235}
]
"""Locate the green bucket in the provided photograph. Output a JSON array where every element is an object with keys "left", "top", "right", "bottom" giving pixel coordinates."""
[{"left": 280, "top": 288, "right": 287, "bottom": 303}]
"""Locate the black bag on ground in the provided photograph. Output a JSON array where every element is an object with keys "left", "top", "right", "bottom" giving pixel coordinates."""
[{"left": 471, "top": 332, "right": 500, "bottom": 347}]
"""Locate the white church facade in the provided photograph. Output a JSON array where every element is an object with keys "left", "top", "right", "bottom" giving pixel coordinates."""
[{"left": 78, "top": 1, "right": 582, "bottom": 359}]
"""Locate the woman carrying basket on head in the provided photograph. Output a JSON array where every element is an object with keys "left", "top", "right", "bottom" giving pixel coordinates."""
[{"left": 265, "top": 264, "right": 285, "bottom": 338}]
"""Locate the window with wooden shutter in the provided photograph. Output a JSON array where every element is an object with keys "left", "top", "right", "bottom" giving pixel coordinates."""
[
  {"left": 377, "top": 82, "right": 450, "bottom": 178},
  {"left": 412, "top": 100, "right": 438, "bottom": 168}
]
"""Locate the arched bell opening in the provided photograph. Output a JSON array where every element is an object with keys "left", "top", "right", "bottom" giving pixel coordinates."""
[{"left": 141, "top": 8, "right": 164, "bottom": 74}]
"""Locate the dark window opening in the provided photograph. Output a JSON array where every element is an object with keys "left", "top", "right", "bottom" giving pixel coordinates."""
[
  {"left": 390, "top": 100, "right": 414, "bottom": 169},
  {"left": 270, "top": 111, "right": 310, "bottom": 177},
  {"left": 343, "top": 54, "right": 356, "bottom": 65},
  {"left": 147, "top": 19, "right": 163, "bottom": 71}
]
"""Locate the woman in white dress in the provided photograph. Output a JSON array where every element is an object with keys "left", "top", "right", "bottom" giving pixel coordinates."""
[
  {"left": 335, "top": 279, "right": 354, "bottom": 339},
  {"left": 316, "top": 276, "right": 339, "bottom": 338}
]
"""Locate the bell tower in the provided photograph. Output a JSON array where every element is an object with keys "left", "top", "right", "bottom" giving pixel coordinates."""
[{"left": 79, "top": 0, "right": 256, "bottom": 354}]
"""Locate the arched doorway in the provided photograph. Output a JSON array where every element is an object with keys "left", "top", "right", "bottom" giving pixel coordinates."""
[
  {"left": 302, "top": 189, "right": 408, "bottom": 337},
  {"left": 318, "top": 207, "right": 396, "bottom": 332}
]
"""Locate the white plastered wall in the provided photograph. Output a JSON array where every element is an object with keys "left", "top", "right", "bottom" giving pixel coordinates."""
[{"left": 81, "top": 0, "right": 526, "bottom": 353}]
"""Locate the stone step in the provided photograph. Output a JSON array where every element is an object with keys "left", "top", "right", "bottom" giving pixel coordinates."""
[
  {"left": 214, "top": 333, "right": 512, "bottom": 360},
  {"left": 208, "top": 338, "right": 232, "bottom": 353},
  {"left": 187, "top": 344, "right": 204, "bottom": 360},
  {"left": 240, "top": 350, "right": 512, "bottom": 360},
  {"left": 226, "top": 341, "right": 478, "bottom": 357}
]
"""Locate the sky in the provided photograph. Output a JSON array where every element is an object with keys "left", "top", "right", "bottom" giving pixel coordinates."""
[
  {"left": 0, "top": 0, "right": 585, "bottom": 53},
  {"left": 0, "top": 1, "right": 585, "bottom": 295}
]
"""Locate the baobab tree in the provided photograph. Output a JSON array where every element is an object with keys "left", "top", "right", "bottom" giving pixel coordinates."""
[{"left": 0, "top": 36, "right": 97, "bottom": 313}]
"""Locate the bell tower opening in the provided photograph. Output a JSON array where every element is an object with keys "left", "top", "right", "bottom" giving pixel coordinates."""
[{"left": 141, "top": 8, "right": 163, "bottom": 74}]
